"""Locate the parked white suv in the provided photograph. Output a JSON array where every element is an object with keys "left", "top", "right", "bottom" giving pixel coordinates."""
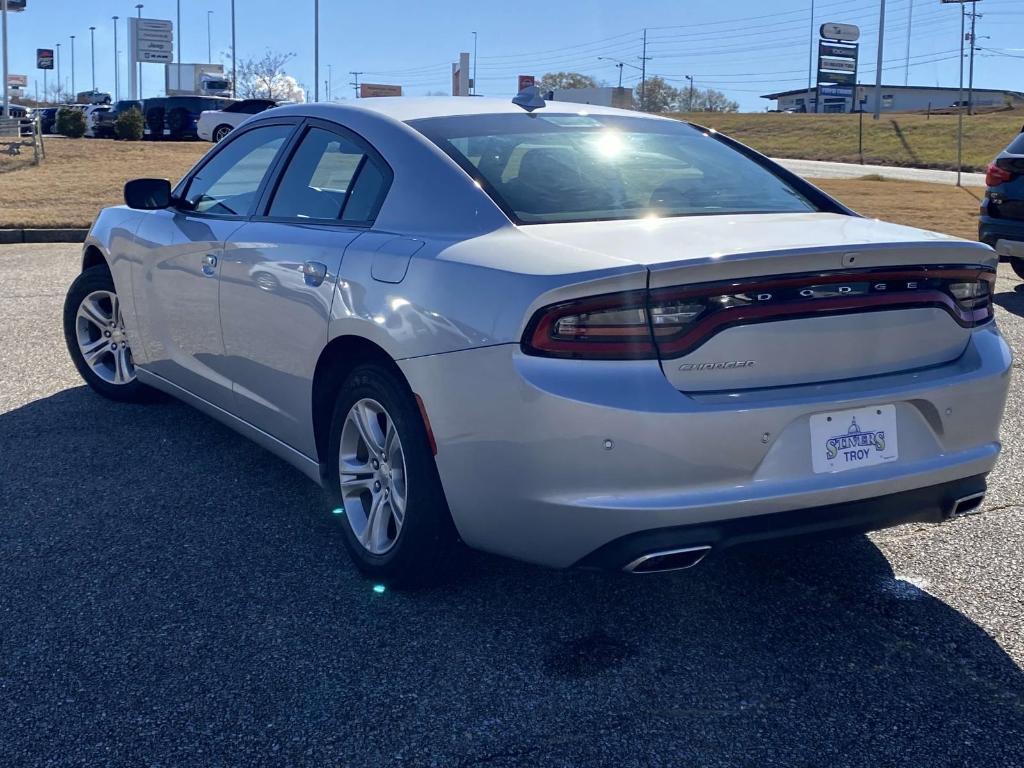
[{"left": 197, "top": 98, "right": 277, "bottom": 142}]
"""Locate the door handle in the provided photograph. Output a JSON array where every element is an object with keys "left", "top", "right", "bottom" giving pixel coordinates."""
[
  {"left": 202, "top": 253, "right": 218, "bottom": 276},
  {"left": 300, "top": 261, "right": 328, "bottom": 287}
]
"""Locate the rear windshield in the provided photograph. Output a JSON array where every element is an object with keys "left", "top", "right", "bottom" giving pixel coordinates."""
[{"left": 409, "top": 113, "right": 817, "bottom": 224}]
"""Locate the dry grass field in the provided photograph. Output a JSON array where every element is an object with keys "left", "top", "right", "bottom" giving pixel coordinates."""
[
  {"left": 670, "top": 110, "right": 1022, "bottom": 172},
  {"left": 0, "top": 137, "right": 206, "bottom": 229},
  {"left": 0, "top": 135, "right": 986, "bottom": 241}
]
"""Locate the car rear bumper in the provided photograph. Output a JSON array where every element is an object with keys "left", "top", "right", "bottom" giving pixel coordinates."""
[
  {"left": 400, "top": 325, "right": 1011, "bottom": 569},
  {"left": 979, "top": 208, "right": 1024, "bottom": 259}
]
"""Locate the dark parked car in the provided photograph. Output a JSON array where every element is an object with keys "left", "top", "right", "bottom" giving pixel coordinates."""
[
  {"left": 143, "top": 96, "right": 235, "bottom": 141},
  {"left": 93, "top": 100, "right": 143, "bottom": 138},
  {"left": 979, "top": 127, "right": 1024, "bottom": 278},
  {"left": 37, "top": 107, "right": 59, "bottom": 134}
]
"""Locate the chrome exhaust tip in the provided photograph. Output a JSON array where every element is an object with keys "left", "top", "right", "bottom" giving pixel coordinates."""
[
  {"left": 623, "top": 545, "right": 712, "bottom": 574},
  {"left": 948, "top": 492, "right": 985, "bottom": 518}
]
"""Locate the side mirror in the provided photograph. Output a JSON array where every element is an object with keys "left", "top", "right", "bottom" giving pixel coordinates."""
[{"left": 124, "top": 178, "right": 172, "bottom": 210}]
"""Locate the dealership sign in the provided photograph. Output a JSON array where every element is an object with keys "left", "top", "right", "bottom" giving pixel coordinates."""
[
  {"left": 820, "top": 22, "right": 860, "bottom": 42},
  {"left": 36, "top": 48, "right": 54, "bottom": 70},
  {"left": 128, "top": 17, "right": 174, "bottom": 64},
  {"left": 6, "top": 74, "right": 28, "bottom": 88},
  {"left": 360, "top": 83, "right": 402, "bottom": 98}
]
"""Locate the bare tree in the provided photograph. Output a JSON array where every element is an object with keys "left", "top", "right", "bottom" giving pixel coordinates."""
[
  {"left": 537, "top": 71, "right": 598, "bottom": 92},
  {"left": 233, "top": 50, "right": 303, "bottom": 101},
  {"left": 635, "top": 76, "right": 679, "bottom": 113}
]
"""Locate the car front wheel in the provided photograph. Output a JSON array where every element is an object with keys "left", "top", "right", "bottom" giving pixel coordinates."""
[
  {"left": 63, "top": 265, "right": 156, "bottom": 403},
  {"left": 328, "top": 363, "right": 461, "bottom": 587}
]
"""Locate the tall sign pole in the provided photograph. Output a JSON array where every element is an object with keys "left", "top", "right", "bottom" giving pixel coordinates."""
[
  {"left": 873, "top": 0, "right": 885, "bottom": 119},
  {"left": 89, "top": 26, "right": 96, "bottom": 90}
]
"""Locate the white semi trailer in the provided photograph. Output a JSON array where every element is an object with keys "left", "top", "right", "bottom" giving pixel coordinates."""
[{"left": 165, "top": 64, "right": 232, "bottom": 97}]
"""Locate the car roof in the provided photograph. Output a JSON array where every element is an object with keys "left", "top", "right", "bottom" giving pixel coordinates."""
[{"left": 271, "top": 96, "right": 668, "bottom": 124}]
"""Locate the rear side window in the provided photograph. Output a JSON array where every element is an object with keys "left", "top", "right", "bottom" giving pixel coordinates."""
[
  {"left": 267, "top": 126, "right": 390, "bottom": 224},
  {"left": 183, "top": 124, "right": 292, "bottom": 215},
  {"left": 1008, "top": 131, "right": 1024, "bottom": 155}
]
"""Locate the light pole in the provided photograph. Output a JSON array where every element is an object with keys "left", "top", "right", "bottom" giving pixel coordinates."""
[
  {"left": 472, "top": 31, "right": 477, "bottom": 95},
  {"left": 207, "top": 10, "right": 213, "bottom": 63},
  {"left": 176, "top": 0, "right": 181, "bottom": 96},
  {"left": 135, "top": 4, "right": 143, "bottom": 100},
  {"left": 2, "top": 0, "right": 9, "bottom": 120},
  {"left": 807, "top": 0, "right": 815, "bottom": 112},
  {"left": 55, "top": 42, "right": 61, "bottom": 101},
  {"left": 872, "top": 0, "right": 886, "bottom": 120},
  {"left": 314, "top": 0, "right": 319, "bottom": 101},
  {"left": 903, "top": 0, "right": 914, "bottom": 86},
  {"left": 70, "top": 35, "right": 76, "bottom": 97},
  {"left": 113, "top": 17, "right": 120, "bottom": 101},
  {"left": 685, "top": 74, "right": 695, "bottom": 111},
  {"left": 597, "top": 57, "right": 625, "bottom": 88},
  {"left": 89, "top": 26, "right": 96, "bottom": 90},
  {"left": 230, "top": 0, "right": 236, "bottom": 97}
]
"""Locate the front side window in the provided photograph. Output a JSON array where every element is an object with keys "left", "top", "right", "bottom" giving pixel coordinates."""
[
  {"left": 267, "top": 126, "right": 389, "bottom": 224},
  {"left": 410, "top": 113, "right": 818, "bottom": 224},
  {"left": 183, "top": 124, "right": 292, "bottom": 216}
]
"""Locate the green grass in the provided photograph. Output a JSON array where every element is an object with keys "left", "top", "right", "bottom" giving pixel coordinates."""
[{"left": 668, "top": 110, "right": 1023, "bottom": 172}]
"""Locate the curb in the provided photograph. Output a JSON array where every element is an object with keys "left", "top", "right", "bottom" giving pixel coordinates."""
[{"left": 0, "top": 229, "right": 88, "bottom": 244}]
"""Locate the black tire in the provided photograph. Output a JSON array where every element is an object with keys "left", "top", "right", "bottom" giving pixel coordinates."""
[
  {"left": 213, "top": 124, "right": 232, "bottom": 142},
  {"left": 63, "top": 265, "right": 158, "bottom": 403},
  {"left": 327, "top": 363, "right": 461, "bottom": 587},
  {"left": 1011, "top": 257, "right": 1024, "bottom": 281}
]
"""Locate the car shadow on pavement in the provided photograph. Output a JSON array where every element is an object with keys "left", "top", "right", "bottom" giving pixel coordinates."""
[
  {"left": 995, "top": 284, "right": 1024, "bottom": 318},
  {"left": 2, "top": 386, "right": 1023, "bottom": 767}
]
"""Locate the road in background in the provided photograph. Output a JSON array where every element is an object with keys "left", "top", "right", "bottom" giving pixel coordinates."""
[
  {"left": 776, "top": 157, "right": 988, "bottom": 187},
  {"left": 1, "top": 245, "right": 1022, "bottom": 767}
]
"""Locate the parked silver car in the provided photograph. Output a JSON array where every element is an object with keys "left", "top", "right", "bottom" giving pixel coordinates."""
[{"left": 63, "top": 97, "right": 1011, "bottom": 585}]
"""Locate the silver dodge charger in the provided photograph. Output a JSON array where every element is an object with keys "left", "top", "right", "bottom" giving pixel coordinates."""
[{"left": 64, "top": 95, "right": 1011, "bottom": 585}]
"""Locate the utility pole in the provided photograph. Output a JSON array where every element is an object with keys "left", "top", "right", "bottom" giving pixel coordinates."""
[
  {"left": 327, "top": 63, "right": 332, "bottom": 99},
  {"left": 89, "top": 27, "right": 96, "bottom": 90},
  {"left": 872, "top": 0, "right": 885, "bottom": 119},
  {"left": 230, "top": 0, "right": 236, "bottom": 98},
  {"left": 207, "top": 11, "right": 213, "bottom": 63},
  {"left": 967, "top": 1, "right": 979, "bottom": 115},
  {"left": 639, "top": 29, "right": 650, "bottom": 112},
  {"left": 349, "top": 71, "right": 362, "bottom": 98},
  {"left": 113, "top": 17, "right": 120, "bottom": 101},
  {"left": 903, "top": 0, "right": 913, "bottom": 86},
  {"left": 472, "top": 31, "right": 477, "bottom": 95},
  {"left": 70, "top": 35, "right": 76, "bottom": 97},
  {"left": 686, "top": 75, "right": 695, "bottom": 111},
  {"left": 807, "top": 0, "right": 815, "bottom": 112},
  {"left": 313, "top": 0, "right": 319, "bottom": 101}
]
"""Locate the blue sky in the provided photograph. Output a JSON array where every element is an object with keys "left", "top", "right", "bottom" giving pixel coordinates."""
[{"left": 3, "top": 0, "right": 1023, "bottom": 110}]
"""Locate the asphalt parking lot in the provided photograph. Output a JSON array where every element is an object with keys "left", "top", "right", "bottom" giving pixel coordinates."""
[{"left": 2, "top": 243, "right": 1023, "bottom": 767}]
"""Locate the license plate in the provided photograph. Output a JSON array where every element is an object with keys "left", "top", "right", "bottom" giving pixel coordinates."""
[{"left": 809, "top": 404, "right": 899, "bottom": 474}]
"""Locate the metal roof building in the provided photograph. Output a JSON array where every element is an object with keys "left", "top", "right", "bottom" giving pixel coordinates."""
[{"left": 762, "top": 84, "right": 1024, "bottom": 114}]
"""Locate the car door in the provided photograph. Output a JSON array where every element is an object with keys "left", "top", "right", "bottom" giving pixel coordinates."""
[
  {"left": 131, "top": 120, "right": 298, "bottom": 408},
  {"left": 219, "top": 119, "right": 393, "bottom": 457}
]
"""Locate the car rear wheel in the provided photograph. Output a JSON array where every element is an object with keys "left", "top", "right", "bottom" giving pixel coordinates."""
[
  {"left": 327, "top": 363, "right": 461, "bottom": 587},
  {"left": 1011, "top": 257, "right": 1024, "bottom": 281},
  {"left": 63, "top": 265, "right": 157, "bottom": 403},
  {"left": 213, "top": 124, "right": 232, "bottom": 142}
]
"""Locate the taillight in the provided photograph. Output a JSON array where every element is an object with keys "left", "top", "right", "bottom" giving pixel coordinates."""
[
  {"left": 986, "top": 162, "right": 1015, "bottom": 187},
  {"left": 522, "top": 268, "right": 995, "bottom": 360},
  {"left": 523, "top": 291, "right": 656, "bottom": 359}
]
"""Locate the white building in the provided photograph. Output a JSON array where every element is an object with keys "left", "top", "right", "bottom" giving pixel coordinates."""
[
  {"left": 763, "top": 84, "right": 1024, "bottom": 114},
  {"left": 546, "top": 87, "right": 634, "bottom": 110}
]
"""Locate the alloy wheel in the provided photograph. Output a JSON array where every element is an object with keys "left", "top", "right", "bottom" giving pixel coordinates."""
[
  {"left": 75, "top": 289, "right": 136, "bottom": 385},
  {"left": 338, "top": 398, "right": 408, "bottom": 555}
]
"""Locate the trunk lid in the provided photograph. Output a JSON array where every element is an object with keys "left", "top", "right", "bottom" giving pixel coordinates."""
[{"left": 523, "top": 213, "right": 996, "bottom": 392}]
